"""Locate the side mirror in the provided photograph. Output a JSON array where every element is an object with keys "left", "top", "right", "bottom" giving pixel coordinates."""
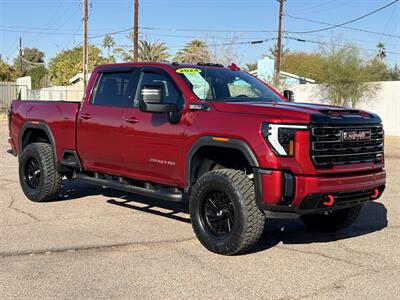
[
  {"left": 139, "top": 85, "right": 177, "bottom": 113},
  {"left": 283, "top": 90, "right": 294, "bottom": 102}
]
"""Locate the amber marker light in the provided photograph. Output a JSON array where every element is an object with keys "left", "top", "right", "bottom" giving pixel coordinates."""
[{"left": 212, "top": 137, "right": 230, "bottom": 142}]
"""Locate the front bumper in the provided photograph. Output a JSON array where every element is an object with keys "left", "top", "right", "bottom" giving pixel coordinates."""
[{"left": 254, "top": 168, "right": 386, "bottom": 215}]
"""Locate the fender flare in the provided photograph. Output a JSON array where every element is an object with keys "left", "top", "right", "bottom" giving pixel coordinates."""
[
  {"left": 19, "top": 121, "right": 58, "bottom": 163},
  {"left": 185, "top": 136, "right": 260, "bottom": 192}
]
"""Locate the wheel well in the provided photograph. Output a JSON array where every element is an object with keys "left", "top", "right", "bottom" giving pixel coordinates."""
[
  {"left": 21, "top": 128, "right": 51, "bottom": 151},
  {"left": 190, "top": 146, "right": 252, "bottom": 185}
]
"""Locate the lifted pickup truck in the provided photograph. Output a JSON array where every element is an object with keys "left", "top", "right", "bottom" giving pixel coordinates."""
[{"left": 8, "top": 62, "right": 386, "bottom": 255}]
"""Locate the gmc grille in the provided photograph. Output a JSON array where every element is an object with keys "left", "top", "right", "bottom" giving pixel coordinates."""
[{"left": 310, "top": 125, "right": 384, "bottom": 168}]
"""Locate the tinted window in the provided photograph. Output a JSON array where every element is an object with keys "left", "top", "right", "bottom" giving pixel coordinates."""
[
  {"left": 178, "top": 68, "right": 283, "bottom": 103},
  {"left": 91, "top": 72, "right": 132, "bottom": 107},
  {"left": 136, "top": 72, "right": 184, "bottom": 109}
]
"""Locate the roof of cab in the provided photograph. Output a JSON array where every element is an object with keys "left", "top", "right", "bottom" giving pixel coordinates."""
[{"left": 94, "top": 62, "right": 227, "bottom": 72}]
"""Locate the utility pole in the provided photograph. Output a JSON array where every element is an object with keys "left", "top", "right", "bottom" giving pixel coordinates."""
[
  {"left": 19, "top": 37, "right": 23, "bottom": 75},
  {"left": 133, "top": 0, "right": 139, "bottom": 62},
  {"left": 83, "top": 0, "right": 88, "bottom": 89},
  {"left": 274, "top": 0, "right": 285, "bottom": 83}
]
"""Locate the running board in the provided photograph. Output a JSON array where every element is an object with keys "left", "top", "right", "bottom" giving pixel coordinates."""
[{"left": 75, "top": 173, "right": 183, "bottom": 202}]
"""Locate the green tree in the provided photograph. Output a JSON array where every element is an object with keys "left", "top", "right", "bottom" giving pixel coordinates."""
[
  {"left": 267, "top": 45, "right": 290, "bottom": 59},
  {"left": 113, "top": 46, "right": 132, "bottom": 62},
  {"left": 13, "top": 48, "right": 45, "bottom": 76},
  {"left": 282, "top": 52, "right": 325, "bottom": 81},
  {"left": 317, "top": 42, "right": 378, "bottom": 108},
  {"left": 0, "top": 59, "right": 17, "bottom": 81},
  {"left": 48, "top": 45, "right": 109, "bottom": 86},
  {"left": 27, "top": 66, "right": 49, "bottom": 89},
  {"left": 387, "top": 64, "right": 400, "bottom": 81},
  {"left": 138, "top": 40, "right": 169, "bottom": 62},
  {"left": 244, "top": 63, "right": 258, "bottom": 72},
  {"left": 12, "top": 47, "right": 48, "bottom": 88},
  {"left": 114, "top": 39, "right": 170, "bottom": 62},
  {"left": 102, "top": 34, "right": 116, "bottom": 59},
  {"left": 364, "top": 58, "right": 391, "bottom": 81},
  {"left": 173, "top": 39, "right": 210, "bottom": 63}
]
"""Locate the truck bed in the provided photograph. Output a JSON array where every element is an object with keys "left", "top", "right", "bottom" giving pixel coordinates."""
[{"left": 9, "top": 100, "right": 81, "bottom": 160}]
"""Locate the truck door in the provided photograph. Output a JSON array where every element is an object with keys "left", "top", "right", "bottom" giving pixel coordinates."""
[
  {"left": 77, "top": 70, "right": 136, "bottom": 175},
  {"left": 120, "top": 67, "right": 186, "bottom": 187}
]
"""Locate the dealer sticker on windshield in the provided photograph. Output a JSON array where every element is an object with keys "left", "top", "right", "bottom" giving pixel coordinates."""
[{"left": 176, "top": 68, "right": 202, "bottom": 74}]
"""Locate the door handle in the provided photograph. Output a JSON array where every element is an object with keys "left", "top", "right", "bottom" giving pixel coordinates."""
[
  {"left": 81, "top": 113, "right": 92, "bottom": 120},
  {"left": 125, "top": 117, "right": 139, "bottom": 124}
]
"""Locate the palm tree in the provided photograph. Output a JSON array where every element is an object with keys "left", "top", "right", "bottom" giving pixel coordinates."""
[
  {"left": 173, "top": 39, "right": 210, "bottom": 63},
  {"left": 138, "top": 40, "right": 169, "bottom": 62},
  {"left": 267, "top": 45, "right": 289, "bottom": 59},
  {"left": 102, "top": 35, "right": 116, "bottom": 59},
  {"left": 376, "top": 42, "right": 386, "bottom": 61},
  {"left": 244, "top": 63, "right": 257, "bottom": 72}
]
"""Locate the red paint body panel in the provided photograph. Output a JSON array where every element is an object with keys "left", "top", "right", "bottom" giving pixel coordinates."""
[
  {"left": 261, "top": 171, "right": 282, "bottom": 205},
  {"left": 120, "top": 109, "right": 187, "bottom": 187},
  {"left": 8, "top": 62, "right": 386, "bottom": 212},
  {"left": 9, "top": 100, "right": 80, "bottom": 161},
  {"left": 292, "top": 169, "right": 386, "bottom": 206}
]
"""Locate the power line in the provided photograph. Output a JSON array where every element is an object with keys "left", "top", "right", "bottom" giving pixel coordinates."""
[
  {"left": 140, "top": 26, "right": 278, "bottom": 33},
  {"left": 285, "top": 14, "right": 400, "bottom": 39},
  {"left": 285, "top": 36, "right": 400, "bottom": 55},
  {"left": 83, "top": 26, "right": 278, "bottom": 41},
  {"left": 0, "top": 28, "right": 84, "bottom": 35},
  {"left": 0, "top": 25, "right": 125, "bottom": 33},
  {"left": 20, "top": 56, "right": 45, "bottom": 66},
  {"left": 88, "top": 27, "right": 132, "bottom": 39},
  {"left": 286, "top": 0, "right": 400, "bottom": 34},
  {"left": 141, "top": 32, "right": 274, "bottom": 41},
  {"left": 286, "top": 0, "right": 340, "bottom": 14}
]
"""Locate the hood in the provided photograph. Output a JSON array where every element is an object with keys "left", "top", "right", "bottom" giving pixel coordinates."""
[{"left": 211, "top": 101, "right": 382, "bottom": 125}]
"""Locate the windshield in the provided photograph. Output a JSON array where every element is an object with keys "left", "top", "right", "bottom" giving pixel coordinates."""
[{"left": 176, "top": 67, "right": 284, "bottom": 103}]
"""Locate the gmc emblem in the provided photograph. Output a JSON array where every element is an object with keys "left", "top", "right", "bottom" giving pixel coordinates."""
[{"left": 342, "top": 129, "right": 371, "bottom": 141}]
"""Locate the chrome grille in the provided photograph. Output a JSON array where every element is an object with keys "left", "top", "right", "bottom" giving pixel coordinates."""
[{"left": 310, "top": 125, "right": 384, "bottom": 167}]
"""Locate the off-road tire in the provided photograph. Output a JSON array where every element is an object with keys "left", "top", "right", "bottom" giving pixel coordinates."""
[
  {"left": 301, "top": 205, "right": 362, "bottom": 232},
  {"left": 190, "top": 169, "right": 265, "bottom": 255},
  {"left": 19, "top": 143, "right": 62, "bottom": 202}
]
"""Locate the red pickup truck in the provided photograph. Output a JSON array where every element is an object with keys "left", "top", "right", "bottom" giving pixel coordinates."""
[{"left": 8, "top": 62, "right": 386, "bottom": 255}]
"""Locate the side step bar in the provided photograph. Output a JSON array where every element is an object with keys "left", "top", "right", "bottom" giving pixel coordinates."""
[{"left": 75, "top": 173, "right": 183, "bottom": 202}]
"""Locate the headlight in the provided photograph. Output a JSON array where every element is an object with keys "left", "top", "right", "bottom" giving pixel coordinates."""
[{"left": 261, "top": 123, "right": 308, "bottom": 156}]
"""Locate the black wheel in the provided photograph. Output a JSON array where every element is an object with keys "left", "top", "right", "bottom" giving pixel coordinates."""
[
  {"left": 301, "top": 205, "right": 362, "bottom": 232},
  {"left": 190, "top": 169, "right": 265, "bottom": 255},
  {"left": 19, "top": 143, "right": 62, "bottom": 202}
]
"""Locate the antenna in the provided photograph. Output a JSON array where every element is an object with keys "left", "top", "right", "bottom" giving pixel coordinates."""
[{"left": 19, "top": 37, "right": 23, "bottom": 75}]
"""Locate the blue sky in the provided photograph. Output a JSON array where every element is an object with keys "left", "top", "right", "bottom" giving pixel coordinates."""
[{"left": 0, "top": 0, "right": 399, "bottom": 66}]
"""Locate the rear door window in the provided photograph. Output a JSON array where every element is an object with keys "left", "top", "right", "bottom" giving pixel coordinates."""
[{"left": 91, "top": 72, "right": 132, "bottom": 107}]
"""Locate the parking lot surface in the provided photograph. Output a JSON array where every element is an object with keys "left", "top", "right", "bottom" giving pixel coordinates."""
[{"left": 1, "top": 121, "right": 399, "bottom": 299}]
